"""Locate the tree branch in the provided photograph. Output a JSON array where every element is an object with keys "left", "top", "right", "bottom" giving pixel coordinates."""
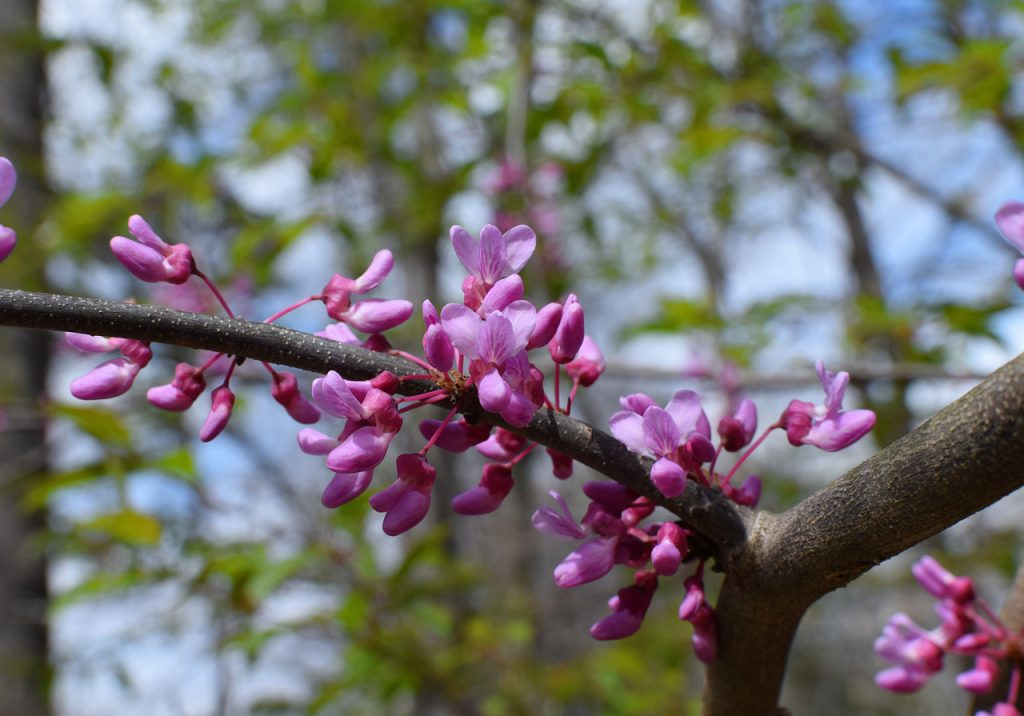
[{"left": 0, "top": 288, "right": 749, "bottom": 550}]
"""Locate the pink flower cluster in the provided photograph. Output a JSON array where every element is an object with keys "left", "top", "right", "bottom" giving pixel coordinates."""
[
  {"left": 63, "top": 205, "right": 881, "bottom": 662},
  {"left": 875, "top": 556, "right": 1022, "bottom": 715}
]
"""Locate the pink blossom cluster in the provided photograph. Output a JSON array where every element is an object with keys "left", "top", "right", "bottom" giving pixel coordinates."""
[
  {"left": 875, "top": 556, "right": 1022, "bottom": 715},
  {"left": 59, "top": 196, "right": 882, "bottom": 659}
]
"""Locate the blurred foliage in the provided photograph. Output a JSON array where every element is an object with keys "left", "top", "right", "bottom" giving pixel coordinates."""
[{"left": 17, "top": 0, "right": 1024, "bottom": 714}]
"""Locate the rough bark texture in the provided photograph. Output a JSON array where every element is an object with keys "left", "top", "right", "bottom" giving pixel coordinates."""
[{"left": 3, "top": 288, "right": 1024, "bottom": 715}]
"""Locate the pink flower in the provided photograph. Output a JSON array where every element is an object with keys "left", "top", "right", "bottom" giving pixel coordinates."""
[
  {"left": 608, "top": 390, "right": 714, "bottom": 498},
  {"left": 780, "top": 360, "right": 875, "bottom": 452},
  {"left": 548, "top": 294, "right": 584, "bottom": 364},
  {"left": 369, "top": 453, "right": 436, "bottom": 535},
  {"left": 451, "top": 224, "right": 537, "bottom": 309},
  {"left": 147, "top": 362, "right": 206, "bottom": 411},
  {"left": 651, "top": 522, "right": 688, "bottom": 576},
  {"left": 66, "top": 332, "right": 152, "bottom": 400},
  {"left": 451, "top": 463, "right": 515, "bottom": 515},
  {"left": 590, "top": 571, "right": 659, "bottom": 640},
  {"left": 310, "top": 371, "right": 402, "bottom": 474},
  {"left": 320, "top": 250, "right": 412, "bottom": 333},
  {"left": 873, "top": 613, "right": 944, "bottom": 693},
  {"left": 912, "top": 556, "right": 975, "bottom": 604},
  {"left": 270, "top": 370, "right": 320, "bottom": 424},
  {"left": 565, "top": 335, "right": 605, "bottom": 387},
  {"left": 531, "top": 491, "right": 628, "bottom": 588},
  {"left": 199, "top": 385, "right": 235, "bottom": 441},
  {"left": 717, "top": 398, "right": 757, "bottom": 452},
  {"left": 110, "top": 215, "right": 194, "bottom": 284}
]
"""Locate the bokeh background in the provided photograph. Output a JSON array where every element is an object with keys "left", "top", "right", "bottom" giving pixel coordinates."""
[{"left": 3, "top": 0, "right": 1024, "bottom": 714}]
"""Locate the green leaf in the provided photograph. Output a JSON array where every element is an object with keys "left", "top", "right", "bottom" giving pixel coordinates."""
[
  {"left": 80, "top": 510, "right": 162, "bottom": 546},
  {"left": 50, "top": 403, "right": 133, "bottom": 448}
]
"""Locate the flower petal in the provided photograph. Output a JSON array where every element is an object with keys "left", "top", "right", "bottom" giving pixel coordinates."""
[
  {"left": 450, "top": 225, "right": 480, "bottom": 276},
  {"left": 502, "top": 225, "right": 537, "bottom": 273}
]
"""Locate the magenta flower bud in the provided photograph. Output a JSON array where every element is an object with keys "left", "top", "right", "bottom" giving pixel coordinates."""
[
  {"left": 678, "top": 575, "right": 706, "bottom": 622},
  {"left": 271, "top": 371, "right": 320, "bottom": 424},
  {"left": 780, "top": 361, "right": 876, "bottom": 451},
  {"left": 549, "top": 294, "right": 584, "bottom": 364},
  {"left": 111, "top": 215, "right": 194, "bottom": 284},
  {"left": 582, "top": 481, "right": 638, "bottom": 512},
  {"left": 991, "top": 704, "right": 1024, "bottom": 716},
  {"left": 353, "top": 249, "right": 395, "bottom": 293},
  {"left": 996, "top": 201, "right": 1024, "bottom": 252},
  {"left": 874, "top": 666, "right": 931, "bottom": 694},
  {"left": 0, "top": 156, "right": 16, "bottom": 207},
  {"left": 730, "top": 474, "right": 762, "bottom": 508},
  {"left": 955, "top": 655, "right": 998, "bottom": 695},
  {"left": 565, "top": 335, "right": 605, "bottom": 387},
  {"left": 651, "top": 457, "right": 686, "bottom": 498},
  {"left": 717, "top": 398, "right": 757, "bottom": 451},
  {"left": 66, "top": 332, "right": 120, "bottom": 353},
  {"left": 199, "top": 386, "right": 235, "bottom": 442},
  {"left": 527, "top": 302, "right": 563, "bottom": 349},
  {"left": 70, "top": 358, "right": 144, "bottom": 399},
  {"left": 147, "top": 362, "right": 206, "bottom": 411},
  {"left": 451, "top": 463, "right": 514, "bottom": 515},
  {"left": 326, "top": 425, "right": 396, "bottom": 473},
  {"left": 369, "top": 453, "right": 436, "bottom": 535},
  {"left": 651, "top": 523, "right": 688, "bottom": 576},
  {"left": 476, "top": 427, "right": 528, "bottom": 460},
  {"left": 321, "top": 470, "right": 374, "bottom": 508},
  {"left": 590, "top": 572, "right": 658, "bottom": 641},
  {"left": 911, "top": 556, "right": 975, "bottom": 604},
  {"left": 690, "top": 605, "right": 718, "bottom": 663},
  {"left": 418, "top": 418, "right": 490, "bottom": 452},
  {"left": 0, "top": 226, "right": 15, "bottom": 262},
  {"left": 546, "top": 448, "right": 573, "bottom": 480}
]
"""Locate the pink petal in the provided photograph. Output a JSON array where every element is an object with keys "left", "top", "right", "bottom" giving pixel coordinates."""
[
  {"left": 665, "top": 389, "right": 708, "bottom": 438},
  {"left": 297, "top": 428, "right": 339, "bottom": 455},
  {"left": 477, "top": 367, "right": 512, "bottom": 414},
  {"left": 553, "top": 537, "right": 617, "bottom": 587},
  {"left": 343, "top": 298, "right": 413, "bottom": 333},
  {"left": 326, "top": 425, "right": 392, "bottom": 472},
  {"left": 608, "top": 411, "right": 649, "bottom": 455},
  {"left": 318, "top": 322, "right": 360, "bottom": 344},
  {"left": 803, "top": 409, "right": 876, "bottom": 451},
  {"left": 321, "top": 470, "right": 374, "bottom": 508},
  {"left": 311, "top": 370, "right": 365, "bottom": 420},
  {"left": 996, "top": 201, "right": 1024, "bottom": 253},
  {"left": 70, "top": 358, "right": 140, "bottom": 400},
  {"left": 501, "top": 300, "right": 537, "bottom": 351},
  {"left": 127, "top": 214, "right": 168, "bottom": 251},
  {"left": 651, "top": 457, "right": 687, "bottom": 498},
  {"left": 199, "top": 386, "right": 235, "bottom": 442},
  {"left": 479, "top": 274, "right": 524, "bottom": 314},
  {"left": 450, "top": 225, "right": 480, "bottom": 276},
  {"left": 0, "top": 157, "right": 16, "bottom": 207},
  {"left": 439, "top": 303, "right": 482, "bottom": 357},
  {"left": 502, "top": 225, "right": 537, "bottom": 273},
  {"left": 65, "top": 332, "right": 118, "bottom": 353},
  {"left": 530, "top": 491, "right": 586, "bottom": 539},
  {"left": 642, "top": 407, "right": 681, "bottom": 456},
  {"left": 527, "top": 302, "right": 563, "bottom": 349},
  {"left": 477, "top": 224, "right": 507, "bottom": 283},
  {"left": 110, "top": 236, "right": 169, "bottom": 282},
  {"left": 0, "top": 226, "right": 14, "bottom": 262},
  {"left": 352, "top": 249, "right": 394, "bottom": 293},
  {"left": 381, "top": 489, "right": 431, "bottom": 536}
]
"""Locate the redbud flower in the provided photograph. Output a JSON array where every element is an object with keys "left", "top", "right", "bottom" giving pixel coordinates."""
[
  {"left": 270, "top": 370, "right": 320, "bottom": 424},
  {"left": 321, "top": 470, "right": 374, "bottom": 508},
  {"left": 320, "top": 249, "right": 413, "bottom": 333},
  {"left": 979, "top": 704, "right": 1024, "bottom": 716},
  {"left": 609, "top": 390, "right": 713, "bottom": 498},
  {"left": 995, "top": 201, "right": 1024, "bottom": 290},
  {"left": 873, "top": 612, "right": 944, "bottom": 693},
  {"left": 956, "top": 655, "right": 998, "bottom": 695},
  {"left": 780, "top": 360, "right": 875, "bottom": 451},
  {"left": 451, "top": 463, "right": 514, "bottom": 515},
  {"left": 369, "top": 453, "right": 436, "bottom": 535},
  {"left": 311, "top": 371, "right": 402, "bottom": 473},
  {"left": 565, "top": 335, "right": 605, "bottom": 387},
  {"left": 912, "top": 555, "right": 975, "bottom": 604},
  {"left": 717, "top": 398, "right": 757, "bottom": 452},
  {"left": 418, "top": 418, "right": 490, "bottom": 452},
  {"left": 110, "top": 215, "right": 194, "bottom": 284},
  {"left": 199, "top": 386, "right": 235, "bottom": 442},
  {"left": 422, "top": 300, "right": 455, "bottom": 370},
  {"left": 549, "top": 294, "right": 584, "bottom": 364},
  {"left": 66, "top": 333, "right": 152, "bottom": 400},
  {"left": 147, "top": 362, "right": 206, "bottom": 411},
  {"left": 527, "top": 302, "right": 563, "bottom": 349},
  {"left": 532, "top": 492, "right": 625, "bottom": 588},
  {"left": 651, "top": 522, "right": 688, "bottom": 576},
  {"left": 590, "top": 571, "right": 658, "bottom": 640},
  {"left": 451, "top": 224, "right": 537, "bottom": 309}
]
